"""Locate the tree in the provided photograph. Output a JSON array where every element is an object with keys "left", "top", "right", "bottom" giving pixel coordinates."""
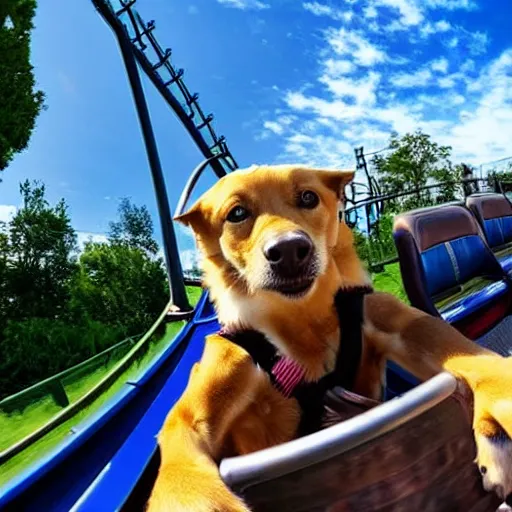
[
  {"left": 0, "top": 221, "right": 8, "bottom": 331},
  {"left": 72, "top": 197, "right": 167, "bottom": 336},
  {"left": 0, "top": 0, "right": 45, "bottom": 173},
  {"left": 108, "top": 197, "right": 159, "bottom": 254},
  {"left": 372, "top": 131, "right": 453, "bottom": 196},
  {"left": 3, "top": 180, "right": 77, "bottom": 321},
  {"left": 70, "top": 242, "right": 168, "bottom": 337}
]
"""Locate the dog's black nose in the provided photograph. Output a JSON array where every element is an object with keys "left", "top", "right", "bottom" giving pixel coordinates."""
[{"left": 264, "top": 231, "right": 313, "bottom": 277}]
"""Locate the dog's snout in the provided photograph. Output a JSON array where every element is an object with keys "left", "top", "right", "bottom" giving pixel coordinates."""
[{"left": 264, "top": 231, "right": 313, "bottom": 277}]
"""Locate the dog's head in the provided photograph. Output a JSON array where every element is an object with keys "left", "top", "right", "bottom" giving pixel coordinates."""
[{"left": 176, "top": 164, "right": 355, "bottom": 299}]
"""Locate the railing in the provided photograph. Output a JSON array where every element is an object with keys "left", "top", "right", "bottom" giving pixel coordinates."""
[
  {"left": 346, "top": 178, "right": 494, "bottom": 272},
  {"left": 92, "top": 0, "right": 237, "bottom": 178},
  {"left": 0, "top": 300, "right": 182, "bottom": 464},
  {"left": 0, "top": 334, "right": 140, "bottom": 414}
]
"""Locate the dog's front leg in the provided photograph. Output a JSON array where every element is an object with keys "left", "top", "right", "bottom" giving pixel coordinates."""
[
  {"left": 444, "top": 355, "right": 512, "bottom": 503},
  {"left": 147, "top": 334, "right": 262, "bottom": 512},
  {"left": 365, "top": 292, "right": 512, "bottom": 502}
]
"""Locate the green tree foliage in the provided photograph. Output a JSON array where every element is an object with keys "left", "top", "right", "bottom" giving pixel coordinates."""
[
  {"left": 0, "top": 0, "right": 45, "bottom": 173},
  {"left": 108, "top": 197, "right": 158, "bottom": 254},
  {"left": 0, "top": 318, "right": 123, "bottom": 398},
  {"left": 2, "top": 180, "right": 77, "bottom": 322},
  {"left": 359, "top": 131, "right": 469, "bottom": 270},
  {"left": 488, "top": 162, "right": 512, "bottom": 194},
  {"left": 372, "top": 130, "right": 455, "bottom": 208},
  {"left": 70, "top": 241, "right": 167, "bottom": 337},
  {"left": 371, "top": 130, "right": 468, "bottom": 213},
  {"left": 0, "top": 186, "right": 168, "bottom": 399}
]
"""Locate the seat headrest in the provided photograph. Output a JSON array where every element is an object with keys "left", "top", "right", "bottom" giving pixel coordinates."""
[
  {"left": 467, "top": 193, "right": 512, "bottom": 220},
  {"left": 394, "top": 204, "right": 480, "bottom": 252}
]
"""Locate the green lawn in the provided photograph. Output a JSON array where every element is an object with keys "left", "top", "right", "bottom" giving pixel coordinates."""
[
  {"left": 186, "top": 285, "right": 203, "bottom": 307},
  {"left": 0, "top": 286, "right": 202, "bottom": 485},
  {"left": 371, "top": 262, "right": 408, "bottom": 303},
  {"left": 0, "top": 319, "right": 186, "bottom": 487}
]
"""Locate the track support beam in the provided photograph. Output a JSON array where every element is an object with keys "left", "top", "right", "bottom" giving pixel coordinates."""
[{"left": 117, "top": 33, "right": 191, "bottom": 312}]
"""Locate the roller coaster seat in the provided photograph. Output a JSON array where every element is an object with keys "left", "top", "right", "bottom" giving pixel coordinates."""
[
  {"left": 393, "top": 203, "right": 511, "bottom": 339},
  {"left": 467, "top": 192, "right": 512, "bottom": 275}
]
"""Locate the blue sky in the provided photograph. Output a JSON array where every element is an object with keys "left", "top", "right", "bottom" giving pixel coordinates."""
[{"left": 1, "top": 0, "right": 511, "bottom": 268}]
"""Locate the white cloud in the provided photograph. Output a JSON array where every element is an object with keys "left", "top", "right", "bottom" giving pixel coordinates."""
[
  {"left": 320, "top": 71, "right": 380, "bottom": 106},
  {"left": 217, "top": 0, "right": 269, "bottom": 10},
  {"left": 460, "top": 59, "right": 475, "bottom": 73},
  {"left": 430, "top": 57, "right": 449, "bottom": 73},
  {"left": 363, "top": 5, "right": 378, "bottom": 18},
  {"left": 467, "top": 30, "right": 489, "bottom": 56},
  {"left": 418, "top": 93, "right": 466, "bottom": 108},
  {"left": 258, "top": 0, "right": 512, "bottom": 169},
  {"left": 420, "top": 19, "right": 451, "bottom": 38},
  {"left": 326, "top": 28, "right": 387, "bottom": 66},
  {"left": 437, "top": 71, "right": 467, "bottom": 88},
  {"left": 390, "top": 68, "right": 432, "bottom": 88},
  {"left": 263, "top": 120, "right": 285, "bottom": 135},
  {"left": 76, "top": 232, "right": 108, "bottom": 252},
  {"left": 303, "top": 2, "right": 354, "bottom": 22},
  {"left": 376, "top": 0, "right": 423, "bottom": 26},
  {"left": 180, "top": 249, "right": 202, "bottom": 271},
  {"left": 368, "top": 0, "right": 476, "bottom": 33},
  {"left": 447, "top": 36, "right": 459, "bottom": 48},
  {"left": 323, "top": 58, "right": 356, "bottom": 76},
  {"left": 425, "top": 0, "right": 477, "bottom": 10},
  {"left": 0, "top": 205, "right": 17, "bottom": 224}
]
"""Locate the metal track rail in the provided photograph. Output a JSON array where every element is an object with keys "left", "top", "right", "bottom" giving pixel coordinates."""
[{"left": 92, "top": 0, "right": 237, "bottom": 178}]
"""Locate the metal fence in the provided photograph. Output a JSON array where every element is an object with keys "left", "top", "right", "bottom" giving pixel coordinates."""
[
  {"left": 478, "top": 156, "right": 512, "bottom": 180},
  {"left": 0, "top": 334, "right": 140, "bottom": 415}
]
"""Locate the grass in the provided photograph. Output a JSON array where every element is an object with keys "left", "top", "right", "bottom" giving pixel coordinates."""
[
  {"left": 0, "top": 320, "right": 186, "bottom": 487},
  {"left": 0, "top": 286, "right": 202, "bottom": 485},
  {"left": 371, "top": 262, "right": 408, "bottom": 303},
  {"left": 186, "top": 285, "right": 203, "bottom": 308}
]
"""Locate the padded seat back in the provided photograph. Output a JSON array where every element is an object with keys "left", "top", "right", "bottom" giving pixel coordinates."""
[
  {"left": 467, "top": 193, "right": 512, "bottom": 249},
  {"left": 393, "top": 204, "right": 505, "bottom": 317}
]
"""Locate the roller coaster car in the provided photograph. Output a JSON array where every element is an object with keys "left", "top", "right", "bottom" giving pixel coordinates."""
[
  {"left": 467, "top": 192, "right": 512, "bottom": 276},
  {"left": 393, "top": 201, "right": 512, "bottom": 347},
  {"left": 219, "top": 374, "right": 499, "bottom": 512}
]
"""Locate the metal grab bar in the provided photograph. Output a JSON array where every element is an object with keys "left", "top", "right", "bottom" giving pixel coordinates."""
[
  {"left": 175, "top": 154, "right": 226, "bottom": 217},
  {"left": 220, "top": 372, "right": 457, "bottom": 490}
]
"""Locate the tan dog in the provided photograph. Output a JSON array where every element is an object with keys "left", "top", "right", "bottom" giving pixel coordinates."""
[{"left": 147, "top": 164, "right": 512, "bottom": 511}]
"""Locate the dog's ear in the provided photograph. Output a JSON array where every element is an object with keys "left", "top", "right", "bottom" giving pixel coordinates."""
[
  {"left": 316, "top": 169, "right": 355, "bottom": 199},
  {"left": 173, "top": 201, "right": 204, "bottom": 232}
]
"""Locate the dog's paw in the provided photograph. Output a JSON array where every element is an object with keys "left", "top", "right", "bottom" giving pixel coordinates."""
[
  {"left": 472, "top": 370, "right": 512, "bottom": 503},
  {"left": 474, "top": 426, "right": 512, "bottom": 502}
]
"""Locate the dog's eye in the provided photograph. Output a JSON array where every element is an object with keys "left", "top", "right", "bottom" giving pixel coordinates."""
[
  {"left": 226, "top": 205, "right": 250, "bottom": 223},
  {"left": 297, "top": 190, "right": 319, "bottom": 209}
]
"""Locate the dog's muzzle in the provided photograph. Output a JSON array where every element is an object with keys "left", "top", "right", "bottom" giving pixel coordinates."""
[{"left": 263, "top": 230, "right": 317, "bottom": 297}]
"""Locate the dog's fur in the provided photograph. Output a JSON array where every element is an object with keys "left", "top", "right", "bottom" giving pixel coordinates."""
[{"left": 147, "top": 165, "right": 512, "bottom": 511}]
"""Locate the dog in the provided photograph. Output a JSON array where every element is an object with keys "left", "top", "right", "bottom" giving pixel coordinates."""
[{"left": 147, "top": 164, "right": 512, "bottom": 511}]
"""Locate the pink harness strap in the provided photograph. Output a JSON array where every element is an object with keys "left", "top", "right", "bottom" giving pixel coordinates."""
[{"left": 271, "top": 356, "right": 306, "bottom": 398}]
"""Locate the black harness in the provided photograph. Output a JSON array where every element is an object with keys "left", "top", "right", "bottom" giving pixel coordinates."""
[{"left": 219, "top": 285, "right": 373, "bottom": 435}]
